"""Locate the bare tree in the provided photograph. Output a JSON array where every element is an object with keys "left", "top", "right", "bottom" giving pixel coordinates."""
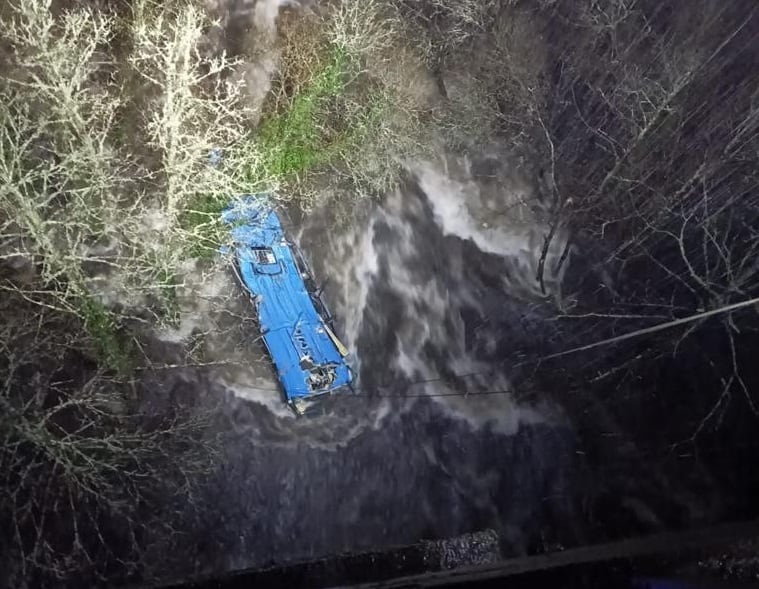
[
  {"left": 520, "top": 0, "right": 759, "bottom": 445},
  {"left": 0, "top": 292, "right": 218, "bottom": 587},
  {"left": 0, "top": 2, "right": 239, "bottom": 585}
]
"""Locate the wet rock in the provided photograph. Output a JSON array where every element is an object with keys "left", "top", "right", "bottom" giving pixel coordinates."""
[{"left": 423, "top": 529, "right": 501, "bottom": 569}]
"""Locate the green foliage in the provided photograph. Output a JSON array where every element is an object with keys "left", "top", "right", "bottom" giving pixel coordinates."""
[
  {"left": 178, "top": 193, "right": 229, "bottom": 259},
  {"left": 175, "top": 47, "right": 356, "bottom": 257},
  {"left": 254, "top": 46, "right": 351, "bottom": 180},
  {"left": 152, "top": 263, "right": 181, "bottom": 325},
  {"left": 250, "top": 42, "right": 391, "bottom": 186},
  {"left": 78, "top": 296, "right": 134, "bottom": 374},
  {"left": 181, "top": 39, "right": 393, "bottom": 251}
]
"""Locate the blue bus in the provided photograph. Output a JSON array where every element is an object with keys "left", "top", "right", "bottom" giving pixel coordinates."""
[{"left": 222, "top": 196, "right": 353, "bottom": 415}]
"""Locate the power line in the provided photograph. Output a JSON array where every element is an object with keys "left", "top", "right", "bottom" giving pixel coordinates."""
[
  {"left": 537, "top": 295, "right": 759, "bottom": 362},
  {"left": 392, "top": 295, "right": 759, "bottom": 385},
  {"left": 221, "top": 382, "right": 522, "bottom": 399},
  {"left": 145, "top": 295, "right": 759, "bottom": 400},
  {"left": 354, "top": 385, "right": 522, "bottom": 399}
]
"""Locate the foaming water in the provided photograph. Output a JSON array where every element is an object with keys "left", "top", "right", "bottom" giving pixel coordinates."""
[
  {"left": 219, "top": 367, "right": 398, "bottom": 451},
  {"left": 168, "top": 144, "right": 578, "bottom": 572},
  {"left": 155, "top": 144, "right": 569, "bottom": 443},
  {"left": 253, "top": 0, "right": 299, "bottom": 35},
  {"left": 296, "top": 149, "right": 569, "bottom": 433},
  {"left": 413, "top": 155, "right": 571, "bottom": 300},
  {"left": 105, "top": 0, "right": 584, "bottom": 574}
]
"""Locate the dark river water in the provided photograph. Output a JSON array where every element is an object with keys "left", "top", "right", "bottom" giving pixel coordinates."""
[
  {"left": 187, "top": 150, "right": 586, "bottom": 572},
  {"left": 164, "top": 142, "right": 759, "bottom": 581},
  {"left": 162, "top": 0, "right": 759, "bottom": 579}
]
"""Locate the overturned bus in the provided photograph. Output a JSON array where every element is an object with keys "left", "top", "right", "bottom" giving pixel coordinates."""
[{"left": 222, "top": 196, "right": 353, "bottom": 415}]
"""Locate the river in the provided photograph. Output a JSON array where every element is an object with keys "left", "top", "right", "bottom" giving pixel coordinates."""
[{"left": 182, "top": 148, "right": 584, "bottom": 573}]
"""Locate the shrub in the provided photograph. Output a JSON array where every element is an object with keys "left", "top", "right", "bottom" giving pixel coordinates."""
[{"left": 253, "top": 0, "right": 429, "bottom": 210}]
